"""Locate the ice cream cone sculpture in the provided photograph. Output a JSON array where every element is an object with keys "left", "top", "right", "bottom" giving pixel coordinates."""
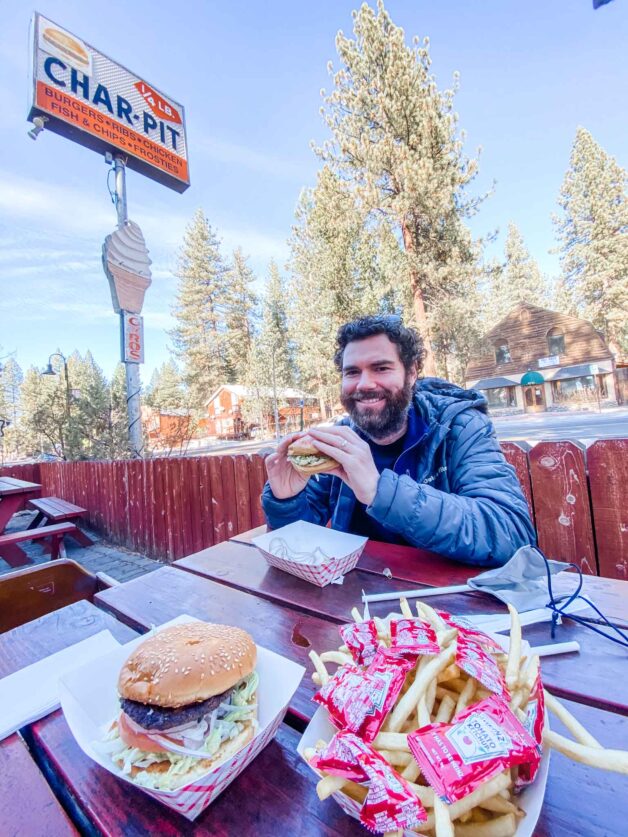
[{"left": 103, "top": 221, "right": 152, "bottom": 314}]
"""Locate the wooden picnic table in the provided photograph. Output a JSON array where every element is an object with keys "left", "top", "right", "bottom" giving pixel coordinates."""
[
  {"left": 0, "top": 476, "right": 41, "bottom": 534},
  {"left": 2, "top": 536, "right": 627, "bottom": 835}
]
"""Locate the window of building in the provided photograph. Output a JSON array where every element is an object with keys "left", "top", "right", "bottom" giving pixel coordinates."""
[
  {"left": 494, "top": 340, "right": 511, "bottom": 364},
  {"left": 551, "top": 375, "right": 607, "bottom": 402},
  {"left": 481, "top": 387, "right": 517, "bottom": 409},
  {"left": 547, "top": 327, "right": 565, "bottom": 356}
]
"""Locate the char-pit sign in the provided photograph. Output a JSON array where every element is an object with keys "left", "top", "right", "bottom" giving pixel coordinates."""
[{"left": 29, "top": 12, "right": 189, "bottom": 192}]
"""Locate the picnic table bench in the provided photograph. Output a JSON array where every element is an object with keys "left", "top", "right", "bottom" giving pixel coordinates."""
[
  {"left": 27, "top": 497, "right": 94, "bottom": 547},
  {"left": 0, "top": 521, "right": 77, "bottom": 569},
  {"left": 1, "top": 534, "right": 627, "bottom": 835}
]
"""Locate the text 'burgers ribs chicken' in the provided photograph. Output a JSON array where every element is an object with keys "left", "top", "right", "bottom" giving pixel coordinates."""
[{"left": 103, "top": 622, "right": 259, "bottom": 790}]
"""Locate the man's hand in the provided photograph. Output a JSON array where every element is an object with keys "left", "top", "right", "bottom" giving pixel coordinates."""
[
  {"left": 307, "top": 426, "right": 380, "bottom": 506},
  {"left": 264, "top": 432, "right": 309, "bottom": 500}
]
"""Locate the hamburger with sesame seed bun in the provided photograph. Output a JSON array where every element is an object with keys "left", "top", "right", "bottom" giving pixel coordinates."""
[
  {"left": 104, "top": 622, "right": 259, "bottom": 790},
  {"left": 287, "top": 436, "right": 339, "bottom": 476}
]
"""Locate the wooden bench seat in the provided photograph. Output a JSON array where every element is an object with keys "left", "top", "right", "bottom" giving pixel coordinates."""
[
  {"left": 27, "top": 497, "right": 94, "bottom": 548},
  {"left": 0, "top": 522, "right": 77, "bottom": 568}
]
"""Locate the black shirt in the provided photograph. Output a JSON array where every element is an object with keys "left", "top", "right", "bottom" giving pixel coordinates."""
[{"left": 350, "top": 433, "right": 409, "bottom": 543}]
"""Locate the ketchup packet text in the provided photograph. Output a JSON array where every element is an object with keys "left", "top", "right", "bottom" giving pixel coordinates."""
[
  {"left": 339, "top": 620, "right": 380, "bottom": 666},
  {"left": 516, "top": 670, "right": 545, "bottom": 787},
  {"left": 389, "top": 618, "right": 440, "bottom": 657},
  {"left": 407, "top": 694, "right": 541, "bottom": 803},
  {"left": 313, "top": 647, "right": 414, "bottom": 742},
  {"left": 456, "top": 633, "right": 509, "bottom": 697},
  {"left": 311, "top": 731, "right": 427, "bottom": 833}
]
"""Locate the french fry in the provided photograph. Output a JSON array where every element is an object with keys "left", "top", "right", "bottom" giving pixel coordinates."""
[
  {"left": 309, "top": 650, "right": 330, "bottom": 685},
  {"left": 417, "top": 602, "right": 447, "bottom": 634},
  {"left": 453, "top": 813, "right": 516, "bottom": 837},
  {"left": 426, "top": 676, "right": 438, "bottom": 715},
  {"left": 400, "top": 596, "right": 414, "bottom": 618},
  {"left": 372, "top": 731, "right": 411, "bottom": 751},
  {"left": 351, "top": 606, "right": 363, "bottom": 623},
  {"left": 438, "top": 664, "right": 461, "bottom": 683},
  {"left": 316, "top": 774, "right": 347, "bottom": 800},
  {"left": 406, "top": 780, "right": 435, "bottom": 806},
  {"left": 543, "top": 730, "right": 628, "bottom": 774},
  {"left": 445, "top": 773, "right": 511, "bottom": 821},
  {"left": 320, "top": 651, "right": 353, "bottom": 666},
  {"left": 435, "top": 693, "right": 456, "bottom": 724},
  {"left": 543, "top": 690, "right": 602, "bottom": 749},
  {"left": 434, "top": 796, "right": 455, "bottom": 837},
  {"left": 455, "top": 677, "right": 476, "bottom": 715},
  {"left": 377, "top": 749, "right": 413, "bottom": 767},
  {"left": 480, "top": 796, "right": 519, "bottom": 815},
  {"left": 448, "top": 677, "right": 471, "bottom": 694},
  {"left": 505, "top": 604, "right": 521, "bottom": 691},
  {"left": 436, "top": 686, "right": 459, "bottom": 703},
  {"left": 401, "top": 760, "right": 421, "bottom": 782},
  {"left": 418, "top": 695, "right": 431, "bottom": 728},
  {"left": 339, "top": 781, "right": 368, "bottom": 803},
  {"left": 388, "top": 644, "right": 457, "bottom": 732},
  {"left": 312, "top": 672, "right": 322, "bottom": 686}
]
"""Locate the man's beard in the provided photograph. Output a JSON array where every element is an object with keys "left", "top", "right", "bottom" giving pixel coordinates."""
[{"left": 341, "top": 378, "right": 414, "bottom": 441}]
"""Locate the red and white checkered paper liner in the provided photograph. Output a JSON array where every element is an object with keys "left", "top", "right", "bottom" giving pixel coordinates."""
[
  {"left": 257, "top": 545, "right": 365, "bottom": 587},
  {"left": 58, "top": 615, "right": 305, "bottom": 823},
  {"left": 141, "top": 709, "right": 286, "bottom": 820}
]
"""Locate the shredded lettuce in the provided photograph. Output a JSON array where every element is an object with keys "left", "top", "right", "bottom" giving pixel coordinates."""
[{"left": 233, "top": 671, "right": 259, "bottom": 706}]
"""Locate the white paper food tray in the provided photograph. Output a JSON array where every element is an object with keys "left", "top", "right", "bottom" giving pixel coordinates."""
[
  {"left": 58, "top": 615, "right": 305, "bottom": 820},
  {"left": 298, "top": 707, "right": 549, "bottom": 836},
  {"left": 253, "top": 521, "right": 367, "bottom": 587}
]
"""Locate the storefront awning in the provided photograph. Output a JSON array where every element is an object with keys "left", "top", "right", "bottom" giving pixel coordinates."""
[
  {"left": 548, "top": 363, "right": 608, "bottom": 381},
  {"left": 521, "top": 370, "right": 544, "bottom": 386},
  {"left": 473, "top": 376, "right": 518, "bottom": 390}
]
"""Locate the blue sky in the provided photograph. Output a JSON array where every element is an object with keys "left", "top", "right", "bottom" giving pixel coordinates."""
[{"left": 1, "top": 0, "right": 626, "bottom": 382}]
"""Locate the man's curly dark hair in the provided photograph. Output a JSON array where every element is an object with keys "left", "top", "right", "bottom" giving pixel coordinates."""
[{"left": 334, "top": 315, "right": 426, "bottom": 375}]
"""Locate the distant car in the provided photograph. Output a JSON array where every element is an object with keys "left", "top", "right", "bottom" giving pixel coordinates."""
[{"left": 37, "top": 452, "right": 61, "bottom": 462}]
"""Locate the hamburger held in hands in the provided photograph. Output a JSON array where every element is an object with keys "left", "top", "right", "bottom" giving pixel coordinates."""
[
  {"left": 102, "top": 622, "right": 259, "bottom": 790},
  {"left": 287, "top": 436, "right": 339, "bottom": 476}
]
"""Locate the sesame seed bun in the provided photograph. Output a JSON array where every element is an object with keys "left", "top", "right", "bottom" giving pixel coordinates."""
[{"left": 118, "top": 622, "right": 257, "bottom": 708}]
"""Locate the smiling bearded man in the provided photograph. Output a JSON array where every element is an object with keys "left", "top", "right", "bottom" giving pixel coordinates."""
[{"left": 262, "top": 315, "right": 535, "bottom": 567}]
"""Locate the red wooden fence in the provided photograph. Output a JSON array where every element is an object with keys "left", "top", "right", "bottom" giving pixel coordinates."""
[{"left": 2, "top": 440, "right": 626, "bottom": 578}]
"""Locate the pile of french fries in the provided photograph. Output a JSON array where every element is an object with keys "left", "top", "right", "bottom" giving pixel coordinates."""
[{"left": 303, "top": 598, "right": 628, "bottom": 837}]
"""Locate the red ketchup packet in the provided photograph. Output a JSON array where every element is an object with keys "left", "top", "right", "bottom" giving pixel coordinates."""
[
  {"left": 407, "top": 694, "right": 541, "bottom": 804},
  {"left": 340, "top": 619, "right": 380, "bottom": 666},
  {"left": 311, "top": 731, "right": 427, "bottom": 833},
  {"left": 436, "top": 609, "right": 502, "bottom": 652},
  {"left": 389, "top": 618, "right": 440, "bottom": 657},
  {"left": 456, "top": 633, "right": 509, "bottom": 697},
  {"left": 516, "top": 670, "right": 545, "bottom": 787},
  {"left": 313, "top": 647, "right": 415, "bottom": 742}
]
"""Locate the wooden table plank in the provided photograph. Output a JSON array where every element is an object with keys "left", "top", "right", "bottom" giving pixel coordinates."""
[
  {"left": 95, "top": 566, "right": 341, "bottom": 722},
  {"left": 25, "top": 715, "right": 362, "bottom": 837},
  {"left": 23, "top": 698, "right": 628, "bottom": 837},
  {"left": 0, "top": 600, "right": 137, "bottom": 678},
  {"left": 228, "top": 529, "right": 628, "bottom": 624},
  {"left": 176, "top": 540, "right": 430, "bottom": 622},
  {"left": 0, "top": 733, "right": 78, "bottom": 836}
]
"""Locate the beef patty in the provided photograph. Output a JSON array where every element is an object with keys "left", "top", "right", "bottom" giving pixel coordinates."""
[{"left": 120, "top": 685, "right": 234, "bottom": 731}]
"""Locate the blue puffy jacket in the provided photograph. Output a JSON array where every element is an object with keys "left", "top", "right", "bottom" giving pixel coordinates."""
[{"left": 262, "top": 378, "right": 535, "bottom": 566}]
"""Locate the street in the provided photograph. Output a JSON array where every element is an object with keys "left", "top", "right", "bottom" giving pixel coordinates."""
[{"left": 180, "top": 407, "right": 628, "bottom": 457}]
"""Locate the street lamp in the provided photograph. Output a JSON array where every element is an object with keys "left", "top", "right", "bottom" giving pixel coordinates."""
[{"left": 41, "top": 351, "right": 72, "bottom": 424}]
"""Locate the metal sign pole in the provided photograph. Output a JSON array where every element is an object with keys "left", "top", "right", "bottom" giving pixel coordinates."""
[{"left": 114, "top": 155, "right": 143, "bottom": 458}]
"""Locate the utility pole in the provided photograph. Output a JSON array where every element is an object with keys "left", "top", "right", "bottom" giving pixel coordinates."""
[{"left": 113, "top": 156, "right": 143, "bottom": 458}]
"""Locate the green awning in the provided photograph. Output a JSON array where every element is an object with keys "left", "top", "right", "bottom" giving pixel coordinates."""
[{"left": 521, "top": 370, "right": 545, "bottom": 386}]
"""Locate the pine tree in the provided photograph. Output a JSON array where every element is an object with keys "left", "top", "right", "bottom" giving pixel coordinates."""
[
  {"left": 108, "top": 363, "right": 131, "bottom": 459},
  {"left": 18, "top": 363, "right": 69, "bottom": 459},
  {"left": 485, "top": 223, "right": 549, "bottom": 327},
  {"left": 144, "top": 360, "right": 185, "bottom": 411},
  {"left": 68, "top": 351, "right": 112, "bottom": 459},
  {"left": 554, "top": 127, "right": 628, "bottom": 354},
  {"left": 224, "top": 248, "right": 259, "bottom": 383},
  {"left": 316, "top": 1, "right": 485, "bottom": 375},
  {"left": 288, "top": 167, "right": 398, "bottom": 415},
  {"left": 170, "top": 209, "right": 233, "bottom": 407}
]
